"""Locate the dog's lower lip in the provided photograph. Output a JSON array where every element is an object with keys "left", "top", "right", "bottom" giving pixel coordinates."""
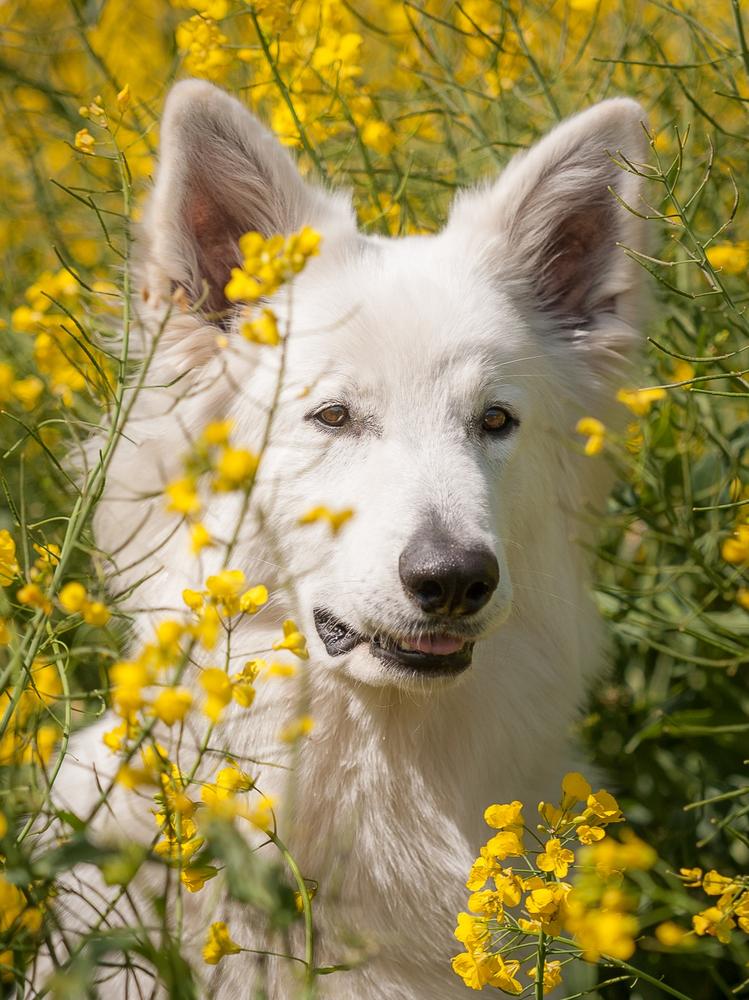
[{"left": 313, "top": 607, "right": 475, "bottom": 675}]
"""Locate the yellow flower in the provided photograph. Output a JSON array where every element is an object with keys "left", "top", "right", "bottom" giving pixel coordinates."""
[
  {"left": 156, "top": 619, "right": 183, "bottom": 653},
  {"left": 0, "top": 620, "right": 10, "bottom": 646},
  {"left": 679, "top": 867, "right": 703, "bottom": 887},
  {"left": 279, "top": 715, "right": 314, "bottom": 743},
  {"left": 705, "top": 240, "right": 749, "bottom": 275},
  {"left": 32, "top": 542, "right": 60, "bottom": 574},
  {"left": 246, "top": 793, "right": 276, "bottom": 831},
  {"left": 451, "top": 952, "right": 522, "bottom": 993},
  {"left": 241, "top": 308, "right": 280, "bottom": 346},
  {"left": 537, "top": 838, "right": 575, "bottom": 879},
  {"left": 152, "top": 688, "right": 193, "bottom": 725},
  {"left": 74, "top": 128, "right": 95, "bottom": 154},
  {"left": 736, "top": 588, "right": 749, "bottom": 611},
  {"left": 484, "top": 830, "right": 524, "bottom": 860},
  {"left": 200, "top": 667, "right": 232, "bottom": 722},
  {"left": 176, "top": 16, "right": 232, "bottom": 82},
  {"left": 466, "top": 852, "right": 499, "bottom": 891},
  {"left": 165, "top": 477, "right": 201, "bottom": 516},
  {"left": 183, "top": 588, "right": 204, "bottom": 611},
  {"left": 182, "top": 865, "right": 219, "bottom": 893},
  {"left": 82, "top": 600, "right": 110, "bottom": 627},
  {"left": 722, "top": 524, "right": 749, "bottom": 564},
  {"left": 617, "top": 831, "right": 657, "bottom": 871},
  {"left": 205, "top": 569, "right": 246, "bottom": 615},
  {"left": 110, "top": 660, "right": 153, "bottom": 718},
  {"left": 265, "top": 661, "right": 296, "bottom": 678},
  {"left": 525, "top": 883, "right": 570, "bottom": 936},
  {"left": 575, "top": 416, "right": 606, "bottom": 456},
  {"left": 702, "top": 869, "right": 740, "bottom": 897},
  {"left": 484, "top": 801, "right": 523, "bottom": 831},
  {"left": 225, "top": 228, "right": 321, "bottom": 303},
  {"left": 488, "top": 957, "right": 522, "bottom": 995},
  {"left": 215, "top": 761, "right": 254, "bottom": 797},
  {"left": 189, "top": 521, "right": 213, "bottom": 554},
  {"left": 361, "top": 120, "right": 397, "bottom": 155},
  {"left": 103, "top": 720, "right": 129, "bottom": 752},
  {"left": 12, "top": 376, "right": 44, "bottom": 410},
  {"left": 562, "top": 771, "right": 591, "bottom": 803},
  {"left": 692, "top": 906, "right": 735, "bottom": 944},
  {"left": 192, "top": 604, "right": 221, "bottom": 650},
  {"left": 672, "top": 360, "right": 695, "bottom": 384},
  {"left": 59, "top": 581, "right": 87, "bottom": 613},
  {"left": 298, "top": 505, "right": 355, "bottom": 535},
  {"left": 201, "top": 419, "right": 235, "bottom": 446},
  {"left": 583, "top": 789, "right": 624, "bottom": 825},
  {"left": 468, "top": 888, "right": 504, "bottom": 918},
  {"left": 529, "top": 959, "right": 563, "bottom": 993},
  {"left": 239, "top": 585, "right": 268, "bottom": 614},
  {"left": 565, "top": 897, "right": 638, "bottom": 961},
  {"left": 0, "top": 874, "right": 42, "bottom": 936},
  {"left": 203, "top": 921, "right": 242, "bottom": 965},
  {"left": 213, "top": 447, "right": 258, "bottom": 491},
  {"left": 231, "top": 661, "right": 258, "bottom": 708},
  {"left": 17, "top": 583, "right": 52, "bottom": 614},
  {"left": 116, "top": 84, "right": 131, "bottom": 111},
  {"left": 272, "top": 619, "right": 309, "bottom": 659},
  {"left": 616, "top": 386, "right": 667, "bottom": 416},
  {"left": 735, "top": 892, "right": 749, "bottom": 933},
  {"left": 453, "top": 911, "right": 490, "bottom": 952},
  {"left": 201, "top": 762, "right": 254, "bottom": 817},
  {"left": 577, "top": 824, "right": 606, "bottom": 845},
  {"left": 0, "top": 530, "right": 20, "bottom": 586},
  {"left": 655, "top": 921, "right": 692, "bottom": 947}
]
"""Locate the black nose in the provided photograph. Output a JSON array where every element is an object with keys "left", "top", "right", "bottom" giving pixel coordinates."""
[{"left": 399, "top": 533, "right": 499, "bottom": 616}]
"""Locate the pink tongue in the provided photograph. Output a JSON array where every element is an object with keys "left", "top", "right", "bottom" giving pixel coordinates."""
[{"left": 412, "top": 635, "right": 465, "bottom": 655}]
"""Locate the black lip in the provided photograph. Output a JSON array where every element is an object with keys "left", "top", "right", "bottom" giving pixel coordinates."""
[
  {"left": 313, "top": 608, "right": 364, "bottom": 655},
  {"left": 313, "top": 607, "right": 475, "bottom": 676},
  {"left": 369, "top": 637, "right": 474, "bottom": 676}
]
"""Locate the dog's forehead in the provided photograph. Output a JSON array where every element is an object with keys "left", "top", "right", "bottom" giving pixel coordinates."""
[{"left": 288, "top": 232, "right": 534, "bottom": 386}]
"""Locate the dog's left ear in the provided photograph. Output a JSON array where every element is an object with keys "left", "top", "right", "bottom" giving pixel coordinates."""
[
  {"left": 448, "top": 99, "right": 647, "bottom": 350},
  {"left": 143, "top": 80, "right": 354, "bottom": 318}
]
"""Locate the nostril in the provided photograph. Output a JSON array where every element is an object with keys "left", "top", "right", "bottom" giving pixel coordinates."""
[
  {"left": 465, "top": 580, "right": 490, "bottom": 604},
  {"left": 417, "top": 579, "right": 443, "bottom": 604}
]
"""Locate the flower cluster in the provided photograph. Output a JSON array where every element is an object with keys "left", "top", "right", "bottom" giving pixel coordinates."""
[
  {"left": 8, "top": 268, "right": 115, "bottom": 409},
  {"left": 453, "top": 773, "right": 642, "bottom": 994},
  {"left": 0, "top": 660, "right": 61, "bottom": 768},
  {"left": 1, "top": 530, "right": 109, "bottom": 634},
  {"left": 679, "top": 867, "right": 749, "bottom": 945},
  {"left": 176, "top": 15, "right": 232, "bottom": 81},
  {"left": 224, "top": 227, "right": 321, "bottom": 347},
  {"left": 164, "top": 419, "right": 259, "bottom": 541}
]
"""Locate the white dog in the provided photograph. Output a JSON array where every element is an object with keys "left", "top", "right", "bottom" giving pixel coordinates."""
[{"left": 39, "top": 81, "right": 646, "bottom": 998}]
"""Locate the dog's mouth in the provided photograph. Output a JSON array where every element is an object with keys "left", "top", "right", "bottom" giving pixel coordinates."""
[{"left": 313, "top": 607, "right": 475, "bottom": 677}]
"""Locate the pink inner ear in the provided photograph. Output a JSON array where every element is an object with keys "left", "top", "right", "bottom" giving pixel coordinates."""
[
  {"left": 539, "top": 204, "right": 616, "bottom": 321},
  {"left": 183, "top": 189, "right": 245, "bottom": 320}
]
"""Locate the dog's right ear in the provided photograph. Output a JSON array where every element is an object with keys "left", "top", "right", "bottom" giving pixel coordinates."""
[{"left": 143, "top": 80, "right": 353, "bottom": 319}]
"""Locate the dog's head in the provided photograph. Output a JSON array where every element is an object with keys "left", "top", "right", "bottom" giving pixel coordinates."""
[{"left": 140, "top": 81, "right": 647, "bottom": 687}]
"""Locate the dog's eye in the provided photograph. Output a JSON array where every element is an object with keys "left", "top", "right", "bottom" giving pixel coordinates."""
[
  {"left": 314, "top": 404, "right": 350, "bottom": 428},
  {"left": 481, "top": 405, "right": 514, "bottom": 434}
]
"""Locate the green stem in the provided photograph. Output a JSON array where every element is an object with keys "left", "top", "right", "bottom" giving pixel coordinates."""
[
  {"left": 267, "top": 831, "right": 316, "bottom": 998},
  {"left": 535, "top": 930, "right": 546, "bottom": 1000}
]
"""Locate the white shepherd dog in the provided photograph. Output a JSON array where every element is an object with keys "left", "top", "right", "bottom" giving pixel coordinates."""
[{"left": 41, "top": 81, "right": 647, "bottom": 998}]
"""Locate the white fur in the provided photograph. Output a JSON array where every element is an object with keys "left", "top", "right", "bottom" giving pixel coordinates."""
[{"left": 39, "top": 82, "right": 647, "bottom": 998}]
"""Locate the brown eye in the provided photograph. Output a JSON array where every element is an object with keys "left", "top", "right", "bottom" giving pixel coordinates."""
[
  {"left": 482, "top": 406, "right": 513, "bottom": 433},
  {"left": 314, "top": 404, "right": 350, "bottom": 428}
]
